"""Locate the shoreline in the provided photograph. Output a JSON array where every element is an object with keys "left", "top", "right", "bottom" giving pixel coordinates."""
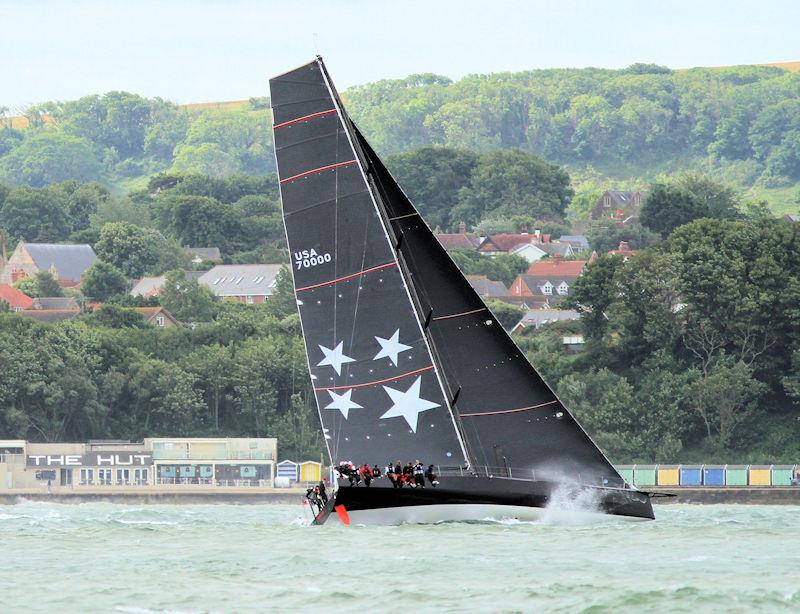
[{"left": 2, "top": 486, "right": 799, "bottom": 505}]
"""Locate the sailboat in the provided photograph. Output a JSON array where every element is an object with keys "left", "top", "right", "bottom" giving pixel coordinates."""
[{"left": 270, "top": 57, "right": 655, "bottom": 525}]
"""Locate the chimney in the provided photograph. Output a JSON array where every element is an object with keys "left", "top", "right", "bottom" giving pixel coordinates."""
[
  {"left": 541, "top": 234, "right": 551, "bottom": 243},
  {"left": 479, "top": 228, "right": 485, "bottom": 237},
  {"left": 618, "top": 241, "right": 630, "bottom": 251},
  {"left": 553, "top": 254, "right": 563, "bottom": 263},
  {"left": 458, "top": 222, "right": 467, "bottom": 235},
  {"left": 534, "top": 229, "right": 541, "bottom": 238},
  {"left": 520, "top": 223, "right": 528, "bottom": 234}
]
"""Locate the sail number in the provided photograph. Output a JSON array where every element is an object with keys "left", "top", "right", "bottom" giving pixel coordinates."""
[{"left": 294, "top": 249, "right": 332, "bottom": 270}]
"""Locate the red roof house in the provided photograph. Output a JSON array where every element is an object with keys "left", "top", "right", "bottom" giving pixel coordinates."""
[{"left": 0, "top": 284, "right": 34, "bottom": 312}]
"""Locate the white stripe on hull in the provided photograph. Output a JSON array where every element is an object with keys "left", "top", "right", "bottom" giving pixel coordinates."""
[{"left": 327, "top": 503, "right": 647, "bottom": 526}]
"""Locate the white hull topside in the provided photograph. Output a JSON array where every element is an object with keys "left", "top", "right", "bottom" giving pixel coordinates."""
[{"left": 325, "top": 503, "right": 649, "bottom": 526}]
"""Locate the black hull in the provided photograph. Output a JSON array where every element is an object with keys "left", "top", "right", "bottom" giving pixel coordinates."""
[{"left": 313, "top": 476, "right": 654, "bottom": 525}]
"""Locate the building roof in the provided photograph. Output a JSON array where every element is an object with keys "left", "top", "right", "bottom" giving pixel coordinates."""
[
  {"left": 436, "top": 233, "right": 481, "bottom": 250},
  {"left": 558, "top": 235, "right": 590, "bottom": 251},
  {"left": 185, "top": 247, "right": 222, "bottom": 261},
  {"left": 512, "top": 309, "right": 580, "bottom": 331},
  {"left": 0, "top": 284, "right": 33, "bottom": 309},
  {"left": 22, "top": 243, "right": 97, "bottom": 282},
  {"left": 31, "top": 297, "right": 80, "bottom": 311},
  {"left": 130, "top": 271, "right": 204, "bottom": 297},
  {"left": 20, "top": 309, "right": 80, "bottom": 323},
  {"left": 133, "top": 307, "right": 181, "bottom": 327},
  {"left": 517, "top": 275, "right": 575, "bottom": 296},
  {"left": 465, "top": 275, "right": 509, "bottom": 298},
  {"left": 526, "top": 259, "right": 586, "bottom": 277},
  {"left": 784, "top": 214, "right": 800, "bottom": 223},
  {"left": 479, "top": 233, "right": 539, "bottom": 253},
  {"left": 199, "top": 264, "right": 284, "bottom": 297},
  {"left": 534, "top": 243, "right": 573, "bottom": 257}
]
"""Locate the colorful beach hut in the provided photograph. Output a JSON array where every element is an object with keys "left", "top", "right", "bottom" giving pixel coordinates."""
[
  {"left": 276, "top": 460, "right": 299, "bottom": 483},
  {"left": 616, "top": 466, "right": 634, "bottom": 485},
  {"left": 771, "top": 465, "right": 796, "bottom": 486},
  {"left": 657, "top": 465, "right": 680, "bottom": 486},
  {"left": 748, "top": 465, "right": 771, "bottom": 486},
  {"left": 725, "top": 465, "right": 748, "bottom": 486},
  {"left": 632, "top": 465, "right": 656, "bottom": 487},
  {"left": 702, "top": 466, "right": 725, "bottom": 486},
  {"left": 679, "top": 466, "right": 702, "bottom": 486},
  {"left": 300, "top": 461, "right": 322, "bottom": 482}
]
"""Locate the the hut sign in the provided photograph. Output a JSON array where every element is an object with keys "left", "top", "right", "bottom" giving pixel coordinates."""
[{"left": 27, "top": 452, "right": 152, "bottom": 467}]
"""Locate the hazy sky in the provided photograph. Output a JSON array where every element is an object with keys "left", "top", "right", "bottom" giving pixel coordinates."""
[{"left": 2, "top": 0, "right": 799, "bottom": 109}]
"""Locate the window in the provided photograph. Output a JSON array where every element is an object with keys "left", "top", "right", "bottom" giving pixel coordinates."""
[
  {"left": 134, "top": 468, "right": 148, "bottom": 485},
  {"left": 542, "top": 282, "right": 553, "bottom": 295},
  {"left": 246, "top": 295, "right": 254, "bottom": 305},
  {"left": 98, "top": 468, "right": 112, "bottom": 485},
  {"left": 80, "top": 468, "right": 94, "bottom": 485},
  {"left": 557, "top": 282, "right": 569, "bottom": 296},
  {"left": 155, "top": 315, "right": 165, "bottom": 327},
  {"left": 116, "top": 469, "right": 130, "bottom": 484}
]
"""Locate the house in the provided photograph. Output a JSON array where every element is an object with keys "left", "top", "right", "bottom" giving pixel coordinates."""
[
  {"left": 477, "top": 231, "right": 574, "bottom": 264},
  {"left": 133, "top": 307, "right": 181, "bottom": 328},
  {"left": 19, "top": 310, "right": 81, "bottom": 323},
  {"left": 465, "top": 275, "right": 509, "bottom": 299},
  {"left": 0, "top": 284, "right": 33, "bottom": 312},
  {"left": 590, "top": 190, "right": 647, "bottom": 224},
  {"left": 199, "top": 264, "right": 284, "bottom": 304},
  {"left": 608, "top": 241, "right": 639, "bottom": 261},
  {"left": 783, "top": 214, "right": 800, "bottom": 223},
  {"left": 510, "top": 309, "right": 580, "bottom": 333},
  {"left": 509, "top": 258, "right": 587, "bottom": 305},
  {"left": 185, "top": 247, "right": 222, "bottom": 265},
  {"left": 130, "top": 271, "right": 204, "bottom": 298},
  {"left": 30, "top": 297, "right": 81, "bottom": 311},
  {"left": 557, "top": 235, "right": 590, "bottom": 253},
  {"left": 435, "top": 222, "right": 482, "bottom": 250},
  {"left": 0, "top": 243, "right": 97, "bottom": 287}
]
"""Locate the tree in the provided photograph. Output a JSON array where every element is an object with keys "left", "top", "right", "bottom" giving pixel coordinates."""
[
  {"left": 453, "top": 150, "right": 573, "bottom": 225},
  {"left": 641, "top": 174, "right": 740, "bottom": 237},
  {"left": 14, "top": 271, "right": 64, "bottom": 298},
  {"left": 84, "top": 304, "right": 147, "bottom": 328},
  {"left": 447, "top": 249, "right": 528, "bottom": 286},
  {"left": 81, "top": 260, "right": 128, "bottom": 300},
  {"left": 183, "top": 344, "right": 233, "bottom": 430},
  {"left": 159, "top": 269, "right": 216, "bottom": 322},
  {"left": 568, "top": 254, "right": 625, "bottom": 348},
  {"left": 95, "top": 221, "right": 186, "bottom": 277},
  {"left": 385, "top": 147, "right": 479, "bottom": 230},
  {"left": 0, "top": 185, "right": 69, "bottom": 241},
  {"left": 0, "top": 131, "right": 102, "bottom": 187}
]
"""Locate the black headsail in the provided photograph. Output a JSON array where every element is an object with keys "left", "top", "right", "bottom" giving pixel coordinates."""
[{"left": 270, "top": 59, "right": 467, "bottom": 468}]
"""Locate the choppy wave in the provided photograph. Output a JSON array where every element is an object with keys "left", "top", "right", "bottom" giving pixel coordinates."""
[{"left": 1, "top": 502, "right": 799, "bottom": 612}]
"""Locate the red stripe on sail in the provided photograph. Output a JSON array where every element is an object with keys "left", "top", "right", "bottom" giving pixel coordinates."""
[
  {"left": 459, "top": 400, "right": 559, "bottom": 417},
  {"left": 296, "top": 262, "right": 396, "bottom": 292},
  {"left": 279, "top": 160, "right": 357, "bottom": 184},
  {"left": 273, "top": 108, "right": 337, "bottom": 130},
  {"left": 315, "top": 365, "right": 434, "bottom": 392}
]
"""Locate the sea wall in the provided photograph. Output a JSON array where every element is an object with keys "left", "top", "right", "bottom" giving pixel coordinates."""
[{"left": 650, "top": 487, "right": 800, "bottom": 505}]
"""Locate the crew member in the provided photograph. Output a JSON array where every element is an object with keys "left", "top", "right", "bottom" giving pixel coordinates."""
[
  {"left": 425, "top": 464, "right": 439, "bottom": 487},
  {"left": 413, "top": 460, "right": 425, "bottom": 488}
]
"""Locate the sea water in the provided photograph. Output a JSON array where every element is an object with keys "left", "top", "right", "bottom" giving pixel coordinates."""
[{"left": 1, "top": 501, "right": 799, "bottom": 613}]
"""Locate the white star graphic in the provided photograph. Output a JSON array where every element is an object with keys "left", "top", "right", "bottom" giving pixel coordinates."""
[
  {"left": 317, "top": 341, "right": 355, "bottom": 375},
  {"left": 373, "top": 329, "right": 412, "bottom": 366},
  {"left": 380, "top": 376, "right": 440, "bottom": 433},
  {"left": 324, "top": 389, "right": 362, "bottom": 420}
]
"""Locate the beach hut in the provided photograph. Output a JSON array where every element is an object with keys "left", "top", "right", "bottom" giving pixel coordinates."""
[
  {"left": 632, "top": 465, "right": 656, "bottom": 487},
  {"left": 725, "top": 465, "right": 748, "bottom": 486},
  {"left": 276, "top": 460, "right": 299, "bottom": 483},
  {"left": 702, "top": 466, "right": 725, "bottom": 486},
  {"left": 657, "top": 465, "right": 680, "bottom": 486},
  {"left": 300, "top": 461, "right": 322, "bottom": 482},
  {"left": 616, "top": 466, "right": 634, "bottom": 485},
  {"left": 771, "top": 465, "right": 795, "bottom": 486},
  {"left": 748, "top": 465, "right": 771, "bottom": 486},
  {"left": 679, "top": 466, "right": 702, "bottom": 486}
]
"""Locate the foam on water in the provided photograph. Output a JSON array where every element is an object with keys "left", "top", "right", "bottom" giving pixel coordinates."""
[{"left": 2, "top": 501, "right": 800, "bottom": 612}]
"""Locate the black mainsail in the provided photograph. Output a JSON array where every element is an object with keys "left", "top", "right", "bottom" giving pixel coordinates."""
[{"left": 270, "top": 57, "right": 622, "bottom": 487}]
